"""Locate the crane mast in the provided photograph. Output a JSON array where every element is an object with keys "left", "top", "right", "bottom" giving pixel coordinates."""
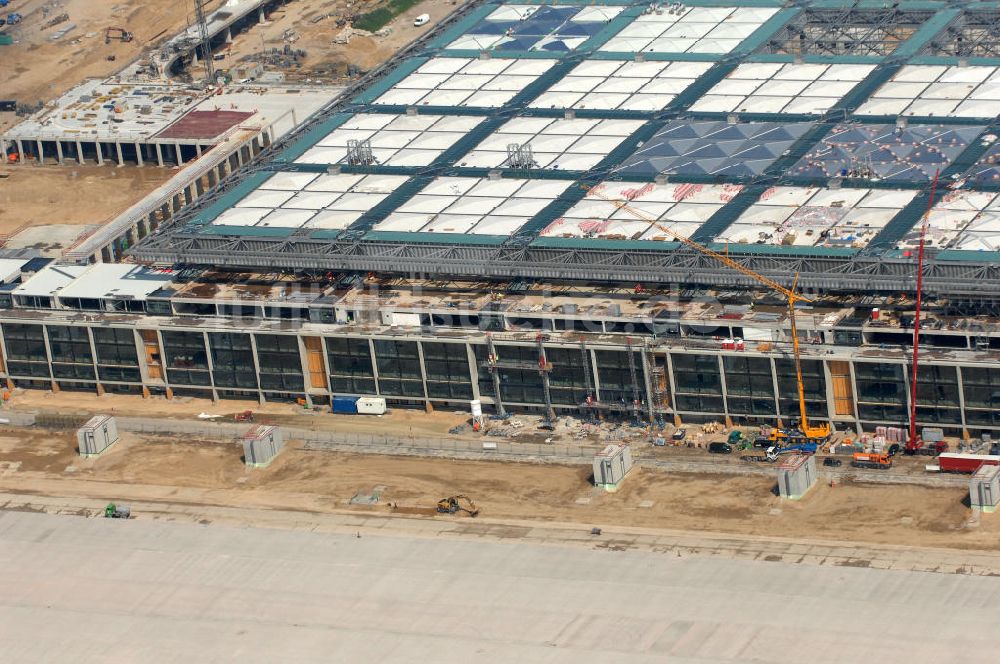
[{"left": 586, "top": 186, "right": 830, "bottom": 442}]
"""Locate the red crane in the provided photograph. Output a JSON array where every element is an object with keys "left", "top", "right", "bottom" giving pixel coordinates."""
[{"left": 905, "top": 171, "right": 941, "bottom": 455}]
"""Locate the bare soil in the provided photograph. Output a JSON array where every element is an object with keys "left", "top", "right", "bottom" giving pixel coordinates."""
[
  {"left": 0, "top": 164, "right": 173, "bottom": 234},
  {"left": 0, "top": 425, "right": 994, "bottom": 553}
]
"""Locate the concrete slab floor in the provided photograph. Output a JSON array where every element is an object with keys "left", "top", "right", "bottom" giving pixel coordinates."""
[{"left": 2, "top": 509, "right": 1000, "bottom": 663}]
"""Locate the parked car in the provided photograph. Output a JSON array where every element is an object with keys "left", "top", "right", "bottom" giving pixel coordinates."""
[
  {"left": 708, "top": 442, "right": 732, "bottom": 454},
  {"left": 672, "top": 428, "right": 686, "bottom": 441},
  {"left": 822, "top": 457, "right": 843, "bottom": 467},
  {"left": 414, "top": 13, "right": 430, "bottom": 26}
]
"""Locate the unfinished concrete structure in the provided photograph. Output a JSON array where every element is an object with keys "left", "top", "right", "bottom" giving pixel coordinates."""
[{"left": 777, "top": 454, "right": 817, "bottom": 500}]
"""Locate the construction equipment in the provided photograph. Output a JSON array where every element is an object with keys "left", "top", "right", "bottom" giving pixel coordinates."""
[
  {"left": 851, "top": 452, "right": 892, "bottom": 470},
  {"left": 766, "top": 442, "right": 818, "bottom": 461},
  {"left": 234, "top": 410, "right": 254, "bottom": 423},
  {"left": 436, "top": 495, "right": 479, "bottom": 517},
  {"left": 587, "top": 186, "right": 831, "bottom": 444},
  {"left": 104, "top": 503, "right": 131, "bottom": 519},
  {"left": 104, "top": 27, "right": 133, "bottom": 43},
  {"left": 904, "top": 173, "right": 939, "bottom": 456},
  {"left": 1, "top": 12, "right": 21, "bottom": 26}
]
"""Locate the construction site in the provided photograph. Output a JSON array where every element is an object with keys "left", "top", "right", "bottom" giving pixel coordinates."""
[{"left": 4, "top": 0, "right": 1000, "bottom": 660}]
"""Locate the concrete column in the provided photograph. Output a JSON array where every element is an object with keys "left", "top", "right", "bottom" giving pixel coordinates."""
[
  {"left": 195, "top": 143, "right": 203, "bottom": 157},
  {"left": 16, "top": 140, "right": 25, "bottom": 164},
  {"left": 956, "top": 366, "right": 970, "bottom": 440},
  {"left": 175, "top": 143, "right": 184, "bottom": 166},
  {"left": 75, "top": 141, "right": 85, "bottom": 165},
  {"left": 135, "top": 142, "right": 144, "bottom": 166},
  {"left": 95, "top": 142, "right": 104, "bottom": 166},
  {"left": 115, "top": 141, "right": 124, "bottom": 167},
  {"left": 847, "top": 360, "right": 863, "bottom": 435},
  {"left": 258, "top": 7, "right": 265, "bottom": 22},
  {"left": 769, "top": 356, "right": 782, "bottom": 427},
  {"left": 0, "top": 138, "right": 7, "bottom": 158},
  {"left": 466, "top": 343, "right": 481, "bottom": 402},
  {"left": 664, "top": 351, "right": 680, "bottom": 426},
  {"left": 155, "top": 143, "right": 164, "bottom": 167},
  {"left": 415, "top": 341, "right": 430, "bottom": 409},
  {"left": 248, "top": 333, "right": 265, "bottom": 405},
  {"left": 36, "top": 140, "right": 44, "bottom": 164},
  {"left": 717, "top": 355, "right": 732, "bottom": 428},
  {"left": 368, "top": 338, "right": 381, "bottom": 396},
  {"left": 225, "top": 27, "right": 232, "bottom": 43},
  {"left": 55, "top": 141, "right": 64, "bottom": 164}
]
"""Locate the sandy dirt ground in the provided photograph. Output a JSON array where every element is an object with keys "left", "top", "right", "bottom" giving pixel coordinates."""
[
  {"left": 0, "top": 164, "right": 173, "bottom": 235},
  {"left": 220, "top": 0, "right": 455, "bottom": 82},
  {"left": 0, "top": 424, "right": 992, "bottom": 553},
  {"left": 1, "top": 0, "right": 226, "bottom": 132}
]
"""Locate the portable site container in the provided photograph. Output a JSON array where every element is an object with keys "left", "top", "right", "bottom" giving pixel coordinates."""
[
  {"left": 356, "top": 396, "right": 386, "bottom": 415},
  {"left": 777, "top": 453, "right": 816, "bottom": 500},
  {"left": 332, "top": 396, "right": 359, "bottom": 414},
  {"left": 970, "top": 465, "right": 1000, "bottom": 513},
  {"left": 242, "top": 425, "right": 284, "bottom": 467},
  {"left": 593, "top": 443, "right": 634, "bottom": 491},
  {"left": 77, "top": 415, "right": 119, "bottom": 457}
]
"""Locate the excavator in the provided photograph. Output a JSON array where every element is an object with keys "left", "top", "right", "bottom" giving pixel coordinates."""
[
  {"left": 436, "top": 495, "right": 479, "bottom": 517},
  {"left": 587, "top": 186, "right": 832, "bottom": 445}
]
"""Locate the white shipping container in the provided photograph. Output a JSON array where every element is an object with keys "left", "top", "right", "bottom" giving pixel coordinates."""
[
  {"left": 356, "top": 396, "right": 387, "bottom": 415},
  {"left": 77, "top": 415, "right": 119, "bottom": 457}
]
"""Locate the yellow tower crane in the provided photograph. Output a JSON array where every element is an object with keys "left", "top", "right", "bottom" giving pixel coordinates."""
[{"left": 586, "top": 186, "right": 831, "bottom": 443}]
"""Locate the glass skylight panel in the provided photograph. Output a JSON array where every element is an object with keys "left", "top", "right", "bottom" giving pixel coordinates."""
[
  {"left": 540, "top": 181, "right": 742, "bottom": 240},
  {"left": 373, "top": 176, "right": 567, "bottom": 236},
  {"left": 900, "top": 190, "right": 1000, "bottom": 251},
  {"left": 531, "top": 59, "right": 713, "bottom": 111},
  {"left": 374, "top": 58, "right": 555, "bottom": 108},
  {"left": 217, "top": 174, "right": 409, "bottom": 230},
  {"left": 447, "top": 4, "right": 624, "bottom": 52},
  {"left": 691, "top": 63, "right": 875, "bottom": 114},
  {"left": 857, "top": 65, "right": 1000, "bottom": 119},
  {"left": 294, "top": 114, "right": 485, "bottom": 167},
  {"left": 601, "top": 6, "right": 778, "bottom": 54},
  {"left": 458, "top": 117, "right": 645, "bottom": 170},
  {"left": 722, "top": 186, "right": 916, "bottom": 249}
]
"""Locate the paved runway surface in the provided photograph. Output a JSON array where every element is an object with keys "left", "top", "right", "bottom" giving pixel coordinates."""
[{"left": 1, "top": 510, "right": 997, "bottom": 663}]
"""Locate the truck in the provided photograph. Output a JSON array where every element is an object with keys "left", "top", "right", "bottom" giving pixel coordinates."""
[
  {"left": 904, "top": 439, "right": 948, "bottom": 456},
  {"left": 765, "top": 442, "right": 818, "bottom": 461},
  {"left": 851, "top": 452, "right": 892, "bottom": 470},
  {"left": 932, "top": 453, "right": 1000, "bottom": 474}
]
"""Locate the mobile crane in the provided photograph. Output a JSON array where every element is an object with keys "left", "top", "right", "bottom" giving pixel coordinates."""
[{"left": 586, "top": 186, "right": 831, "bottom": 444}]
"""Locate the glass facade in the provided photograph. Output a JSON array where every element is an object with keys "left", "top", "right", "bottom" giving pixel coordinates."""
[
  {"left": 93, "top": 327, "right": 141, "bottom": 382},
  {"left": 3, "top": 323, "right": 50, "bottom": 378},
  {"left": 914, "top": 364, "right": 962, "bottom": 424},
  {"left": 209, "top": 333, "right": 258, "bottom": 389},
  {"left": 775, "top": 358, "right": 827, "bottom": 421},
  {"left": 255, "top": 334, "right": 303, "bottom": 392},
  {"left": 374, "top": 340, "right": 423, "bottom": 397},
  {"left": 671, "top": 353, "right": 724, "bottom": 413},
  {"left": 422, "top": 342, "right": 473, "bottom": 400},
  {"left": 326, "top": 337, "right": 376, "bottom": 394},
  {"left": 855, "top": 361, "right": 906, "bottom": 422},
  {"left": 724, "top": 355, "right": 776, "bottom": 416},
  {"left": 47, "top": 325, "right": 94, "bottom": 380},
  {"left": 162, "top": 331, "right": 211, "bottom": 386}
]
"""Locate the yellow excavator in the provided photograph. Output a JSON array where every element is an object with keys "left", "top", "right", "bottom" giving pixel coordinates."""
[
  {"left": 436, "top": 495, "right": 480, "bottom": 517},
  {"left": 587, "top": 186, "right": 831, "bottom": 444}
]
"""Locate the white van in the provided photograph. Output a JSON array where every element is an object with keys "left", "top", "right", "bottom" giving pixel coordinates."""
[{"left": 414, "top": 14, "right": 430, "bottom": 27}]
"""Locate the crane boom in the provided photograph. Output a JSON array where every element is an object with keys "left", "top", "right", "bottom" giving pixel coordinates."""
[{"left": 585, "top": 185, "right": 829, "bottom": 442}]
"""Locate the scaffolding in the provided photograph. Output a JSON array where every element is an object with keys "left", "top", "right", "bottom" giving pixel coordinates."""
[
  {"left": 484, "top": 333, "right": 554, "bottom": 421},
  {"left": 760, "top": 9, "right": 934, "bottom": 56},
  {"left": 926, "top": 10, "right": 1000, "bottom": 58},
  {"left": 193, "top": 0, "right": 215, "bottom": 83},
  {"left": 505, "top": 142, "right": 536, "bottom": 170},
  {"left": 346, "top": 138, "right": 376, "bottom": 167}
]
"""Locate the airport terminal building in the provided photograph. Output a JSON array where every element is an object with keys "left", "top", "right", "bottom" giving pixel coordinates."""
[{"left": 4, "top": 0, "right": 1000, "bottom": 437}]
